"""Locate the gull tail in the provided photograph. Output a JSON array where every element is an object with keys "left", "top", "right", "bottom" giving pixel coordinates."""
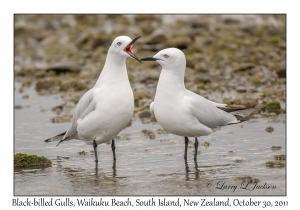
[{"left": 44, "top": 131, "right": 66, "bottom": 143}]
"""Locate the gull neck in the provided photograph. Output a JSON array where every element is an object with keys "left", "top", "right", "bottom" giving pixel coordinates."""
[{"left": 94, "top": 54, "right": 128, "bottom": 87}]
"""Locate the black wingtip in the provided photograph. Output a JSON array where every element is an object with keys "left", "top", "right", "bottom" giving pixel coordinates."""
[
  {"left": 43, "top": 131, "right": 67, "bottom": 143},
  {"left": 217, "top": 106, "right": 249, "bottom": 113},
  {"left": 234, "top": 114, "right": 250, "bottom": 122},
  {"left": 56, "top": 139, "right": 63, "bottom": 147},
  {"left": 44, "top": 138, "right": 51, "bottom": 143}
]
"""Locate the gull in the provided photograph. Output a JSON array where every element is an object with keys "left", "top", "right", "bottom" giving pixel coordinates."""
[
  {"left": 141, "top": 48, "right": 249, "bottom": 160},
  {"left": 44, "top": 36, "right": 141, "bottom": 163}
]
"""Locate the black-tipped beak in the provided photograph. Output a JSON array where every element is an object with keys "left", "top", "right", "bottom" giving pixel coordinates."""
[
  {"left": 124, "top": 36, "right": 142, "bottom": 63},
  {"left": 131, "top": 35, "right": 141, "bottom": 44},
  {"left": 140, "top": 57, "right": 161, "bottom": 61}
]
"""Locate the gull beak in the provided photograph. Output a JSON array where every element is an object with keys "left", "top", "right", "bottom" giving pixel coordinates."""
[
  {"left": 140, "top": 57, "right": 161, "bottom": 61},
  {"left": 124, "top": 36, "right": 142, "bottom": 63}
]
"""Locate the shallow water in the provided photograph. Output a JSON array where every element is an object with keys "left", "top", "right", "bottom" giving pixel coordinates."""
[{"left": 14, "top": 83, "right": 286, "bottom": 196}]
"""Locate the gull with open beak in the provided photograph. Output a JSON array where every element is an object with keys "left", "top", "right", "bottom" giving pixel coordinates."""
[
  {"left": 44, "top": 36, "right": 141, "bottom": 163},
  {"left": 141, "top": 48, "right": 249, "bottom": 161}
]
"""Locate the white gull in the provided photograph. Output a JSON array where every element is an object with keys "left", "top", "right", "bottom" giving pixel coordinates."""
[
  {"left": 44, "top": 35, "right": 141, "bottom": 163},
  {"left": 141, "top": 48, "right": 249, "bottom": 160}
]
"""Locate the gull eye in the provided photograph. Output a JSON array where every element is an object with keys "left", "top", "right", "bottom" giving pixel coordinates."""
[
  {"left": 164, "top": 54, "right": 169, "bottom": 58},
  {"left": 117, "top": 42, "right": 122, "bottom": 46}
]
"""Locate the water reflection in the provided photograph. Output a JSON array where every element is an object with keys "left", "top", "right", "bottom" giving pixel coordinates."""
[
  {"left": 185, "top": 159, "right": 200, "bottom": 181},
  {"left": 112, "top": 162, "right": 116, "bottom": 177},
  {"left": 55, "top": 161, "right": 123, "bottom": 195},
  {"left": 94, "top": 161, "right": 117, "bottom": 178}
]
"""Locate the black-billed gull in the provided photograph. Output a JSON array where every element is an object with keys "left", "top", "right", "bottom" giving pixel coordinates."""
[
  {"left": 141, "top": 48, "right": 249, "bottom": 160},
  {"left": 44, "top": 36, "right": 141, "bottom": 163}
]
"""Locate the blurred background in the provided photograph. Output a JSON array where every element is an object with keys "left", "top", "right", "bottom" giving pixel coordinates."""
[
  {"left": 14, "top": 15, "right": 286, "bottom": 195},
  {"left": 14, "top": 14, "right": 286, "bottom": 121}
]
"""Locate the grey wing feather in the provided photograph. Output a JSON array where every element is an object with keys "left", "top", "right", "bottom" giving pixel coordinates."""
[
  {"left": 187, "top": 91, "right": 238, "bottom": 129},
  {"left": 60, "top": 89, "right": 96, "bottom": 142}
]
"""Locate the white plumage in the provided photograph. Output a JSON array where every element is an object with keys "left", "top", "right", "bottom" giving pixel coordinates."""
[
  {"left": 45, "top": 36, "right": 141, "bottom": 163},
  {"left": 142, "top": 48, "right": 249, "bottom": 160}
]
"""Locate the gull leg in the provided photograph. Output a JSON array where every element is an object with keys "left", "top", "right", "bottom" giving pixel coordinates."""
[
  {"left": 93, "top": 140, "right": 98, "bottom": 163},
  {"left": 184, "top": 137, "right": 189, "bottom": 159},
  {"left": 194, "top": 137, "right": 199, "bottom": 161},
  {"left": 111, "top": 139, "right": 116, "bottom": 161}
]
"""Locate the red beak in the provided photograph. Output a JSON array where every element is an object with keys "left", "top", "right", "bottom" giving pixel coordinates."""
[{"left": 124, "top": 36, "right": 141, "bottom": 63}]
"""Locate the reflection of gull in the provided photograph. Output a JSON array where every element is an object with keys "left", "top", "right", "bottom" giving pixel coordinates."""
[
  {"left": 185, "top": 159, "right": 200, "bottom": 181},
  {"left": 141, "top": 48, "right": 249, "bottom": 160},
  {"left": 95, "top": 162, "right": 116, "bottom": 178},
  {"left": 44, "top": 36, "right": 141, "bottom": 163}
]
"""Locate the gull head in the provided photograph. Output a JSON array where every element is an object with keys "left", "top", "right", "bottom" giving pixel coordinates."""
[
  {"left": 141, "top": 48, "right": 186, "bottom": 69},
  {"left": 108, "top": 36, "right": 142, "bottom": 63}
]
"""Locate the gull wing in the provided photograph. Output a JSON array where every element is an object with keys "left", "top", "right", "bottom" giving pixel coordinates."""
[
  {"left": 211, "top": 101, "right": 250, "bottom": 123},
  {"left": 57, "top": 89, "right": 96, "bottom": 145},
  {"left": 44, "top": 131, "right": 66, "bottom": 143},
  {"left": 212, "top": 101, "right": 248, "bottom": 113},
  {"left": 186, "top": 90, "right": 238, "bottom": 129}
]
